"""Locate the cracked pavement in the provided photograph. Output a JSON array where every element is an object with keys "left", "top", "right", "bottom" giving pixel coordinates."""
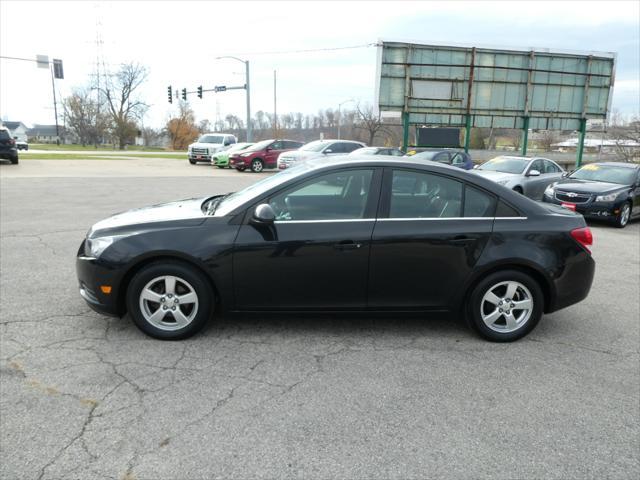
[{"left": 1, "top": 161, "right": 639, "bottom": 479}]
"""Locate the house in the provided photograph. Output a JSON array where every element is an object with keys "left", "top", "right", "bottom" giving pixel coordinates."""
[
  {"left": 1, "top": 121, "right": 29, "bottom": 142},
  {"left": 26, "top": 124, "right": 77, "bottom": 144}
]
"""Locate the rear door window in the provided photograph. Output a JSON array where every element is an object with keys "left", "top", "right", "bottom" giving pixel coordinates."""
[{"left": 389, "top": 170, "right": 463, "bottom": 218}]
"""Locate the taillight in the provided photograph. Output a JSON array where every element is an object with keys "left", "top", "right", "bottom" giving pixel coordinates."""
[
  {"left": 570, "top": 227, "right": 593, "bottom": 253},
  {"left": 9, "top": 138, "right": 15, "bottom": 146}
]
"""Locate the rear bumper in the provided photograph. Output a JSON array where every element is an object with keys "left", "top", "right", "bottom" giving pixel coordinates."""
[
  {"left": 547, "top": 252, "right": 595, "bottom": 313},
  {"left": 0, "top": 149, "right": 18, "bottom": 160}
]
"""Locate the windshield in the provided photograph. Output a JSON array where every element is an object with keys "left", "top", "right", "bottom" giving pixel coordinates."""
[
  {"left": 213, "top": 163, "right": 315, "bottom": 216},
  {"left": 478, "top": 157, "right": 528, "bottom": 174},
  {"left": 197, "top": 135, "right": 225, "bottom": 144},
  {"left": 300, "top": 140, "right": 329, "bottom": 152},
  {"left": 241, "top": 139, "right": 273, "bottom": 152},
  {"left": 569, "top": 164, "right": 637, "bottom": 185}
]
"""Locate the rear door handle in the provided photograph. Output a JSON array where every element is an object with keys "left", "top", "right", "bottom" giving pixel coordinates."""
[
  {"left": 450, "top": 236, "right": 474, "bottom": 244},
  {"left": 334, "top": 240, "right": 362, "bottom": 250}
]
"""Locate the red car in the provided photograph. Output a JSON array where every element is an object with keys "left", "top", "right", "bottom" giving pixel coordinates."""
[{"left": 229, "top": 139, "right": 303, "bottom": 173}]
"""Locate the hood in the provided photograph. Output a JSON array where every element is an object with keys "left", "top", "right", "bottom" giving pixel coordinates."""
[
  {"left": 89, "top": 197, "right": 209, "bottom": 237},
  {"left": 554, "top": 178, "right": 630, "bottom": 194},
  {"left": 472, "top": 170, "right": 519, "bottom": 183},
  {"left": 189, "top": 142, "right": 225, "bottom": 151}
]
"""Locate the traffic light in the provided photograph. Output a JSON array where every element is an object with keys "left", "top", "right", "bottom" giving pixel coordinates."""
[
  {"left": 197, "top": 85, "right": 203, "bottom": 99},
  {"left": 181, "top": 88, "right": 187, "bottom": 101},
  {"left": 167, "top": 86, "right": 172, "bottom": 104},
  {"left": 52, "top": 59, "right": 64, "bottom": 79}
]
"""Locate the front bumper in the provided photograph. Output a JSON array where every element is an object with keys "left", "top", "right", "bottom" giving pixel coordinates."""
[
  {"left": 189, "top": 153, "right": 212, "bottom": 162},
  {"left": 229, "top": 157, "right": 249, "bottom": 167},
  {"left": 542, "top": 195, "right": 620, "bottom": 221},
  {"left": 76, "top": 244, "right": 121, "bottom": 316}
]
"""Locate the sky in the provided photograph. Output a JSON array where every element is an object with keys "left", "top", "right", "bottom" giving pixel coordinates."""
[{"left": 1, "top": 0, "right": 638, "bottom": 130}]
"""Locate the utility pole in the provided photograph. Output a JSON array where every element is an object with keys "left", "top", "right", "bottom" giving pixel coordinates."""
[
  {"left": 215, "top": 56, "right": 252, "bottom": 142},
  {"left": 50, "top": 64, "right": 60, "bottom": 144},
  {"left": 273, "top": 70, "right": 277, "bottom": 138}
]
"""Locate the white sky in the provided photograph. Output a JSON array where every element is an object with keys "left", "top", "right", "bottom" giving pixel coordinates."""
[{"left": 1, "top": 0, "right": 638, "bottom": 129}]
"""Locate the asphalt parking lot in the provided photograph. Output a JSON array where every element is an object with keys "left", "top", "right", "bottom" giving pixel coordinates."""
[{"left": 1, "top": 159, "right": 639, "bottom": 480}]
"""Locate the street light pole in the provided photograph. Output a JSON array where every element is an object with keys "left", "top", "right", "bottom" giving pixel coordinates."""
[
  {"left": 337, "top": 99, "right": 354, "bottom": 139},
  {"left": 216, "top": 56, "right": 252, "bottom": 142}
]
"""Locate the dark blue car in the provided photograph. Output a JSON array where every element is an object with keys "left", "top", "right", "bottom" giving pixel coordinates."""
[{"left": 406, "top": 149, "right": 474, "bottom": 170}]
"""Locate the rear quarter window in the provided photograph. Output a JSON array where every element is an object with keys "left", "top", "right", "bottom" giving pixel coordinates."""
[
  {"left": 495, "top": 200, "right": 521, "bottom": 217},
  {"left": 464, "top": 185, "right": 496, "bottom": 217}
]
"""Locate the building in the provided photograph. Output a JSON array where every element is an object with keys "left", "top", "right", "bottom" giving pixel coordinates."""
[
  {"left": 1, "top": 121, "right": 29, "bottom": 142},
  {"left": 26, "top": 124, "right": 77, "bottom": 144}
]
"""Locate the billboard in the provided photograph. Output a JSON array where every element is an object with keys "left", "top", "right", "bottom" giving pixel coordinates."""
[{"left": 376, "top": 40, "right": 616, "bottom": 131}]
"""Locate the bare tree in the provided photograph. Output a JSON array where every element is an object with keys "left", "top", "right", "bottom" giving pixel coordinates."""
[
  {"left": 62, "top": 88, "right": 109, "bottom": 146},
  {"left": 609, "top": 116, "right": 640, "bottom": 162},
  {"left": 355, "top": 103, "right": 387, "bottom": 146},
  {"left": 505, "top": 129, "right": 522, "bottom": 151},
  {"left": 538, "top": 130, "right": 559, "bottom": 152},
  {"left": 102, "top": 63, "right": 148, "bottom": 149},
  {"left": 198, "top": 119, "right": 212, "bottom": 133}
]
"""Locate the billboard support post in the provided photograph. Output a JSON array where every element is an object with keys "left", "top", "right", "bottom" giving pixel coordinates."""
[
  {"left": 576, "top": 118, "right": 587, "bottom": 168},
  {"left": 464, "top": 115, "right": 472, "bottom": 153},
  {"left": 402, "top": 111, "right": 409, "bottom": 151},
  {"left": 521, "top": 117, "right": 530, "bottom": 156}
]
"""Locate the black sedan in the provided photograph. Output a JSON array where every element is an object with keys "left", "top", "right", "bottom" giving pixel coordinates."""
[
  {"left": 76, "top": 157, "right": 595, "bottom": 342},
  {"left": 542, "top": 162, "right": 640, "bottom": 228}
]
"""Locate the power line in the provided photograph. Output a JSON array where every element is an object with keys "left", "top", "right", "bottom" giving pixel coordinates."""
[{"left": 222, "top": 42, "right": 380, "bottom": 57}]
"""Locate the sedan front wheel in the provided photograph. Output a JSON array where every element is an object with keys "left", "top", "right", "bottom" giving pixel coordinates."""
[{"left": 127, "top": 261, "right": 213, "bottom": 340}]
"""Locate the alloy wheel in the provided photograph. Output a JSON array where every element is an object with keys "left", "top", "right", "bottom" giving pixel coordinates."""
[
  {"left": 138, "top": 275, "right": 199, "bottom": 331},
  {"left": 480, "top": 280, "right": 533, "bottom": 333},
  {"left": 620, "top": 204, "right": 630, "bottom": 227}
]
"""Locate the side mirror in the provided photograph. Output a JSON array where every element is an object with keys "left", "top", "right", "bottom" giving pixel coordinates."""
[
  {"left": 251, "top": 204, "right": 276, "bottom": 224},
  {"left": 473, "top": 164, "right": 480, "bottom": 170},
  {"left": 562, "top": 171, "right": 570, "bottom": 178},
  {"left": 528, "top": 169, "right": 541, "bottom": 177},
  {"left": 324, "top": 149, "right": 332, "bottom": 154}
]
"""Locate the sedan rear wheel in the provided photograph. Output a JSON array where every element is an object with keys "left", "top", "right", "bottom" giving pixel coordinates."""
[
  {"left": 467, "top": 270, "right": 543, "bottom": 342},
  {"left": 127, "top": 261, "right": 213, "bottom": 340}
]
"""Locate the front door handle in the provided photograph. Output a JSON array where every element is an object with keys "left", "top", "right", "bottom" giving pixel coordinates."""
[{"left": 334, "top": 240, "right": 362, "bottom": 250}]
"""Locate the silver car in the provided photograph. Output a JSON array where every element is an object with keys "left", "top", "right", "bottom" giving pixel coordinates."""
[{"left": 472, "top": 156, "right": 565, "bottom": 200}]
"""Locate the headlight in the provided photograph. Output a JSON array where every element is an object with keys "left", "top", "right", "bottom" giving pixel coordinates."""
[
  {"left": 596, "top": 192, "right": 620, "bottom": 202},
  {"left": 85, "top": 236, "right": 121, "bottom": 258},
  {"left": 544, "top": 184, "right": 556, "bottom": 196}
]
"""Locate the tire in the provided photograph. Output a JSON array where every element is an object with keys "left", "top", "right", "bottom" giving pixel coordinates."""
[
  {"left": 615, "top": 202, "right": 631, "bottom": 228},
  {"left": 189, "top": 158, "right": 196, "bottom": 165},
  {"left": 126, "top": 261, "right": 213, "bottom": 340},
  {"left": 512, "top": 186, "right": 523, "bottom": 195},
  {"left": 466, "top": 269, "right": 543, "bottom": 342},
  {"left": 217, "top": 165, "right": 226, "bottom": 169},
  {"left": 250, "top": 158, "right": 264, "bottom": 173},
  {"left": 10, "top": 156, "right": 18, "bottom": 165}
]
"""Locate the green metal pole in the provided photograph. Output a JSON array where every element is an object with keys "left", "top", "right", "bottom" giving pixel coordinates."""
[
  {"left": 521, "top": 117, "right": 529, "bottom": 156},
  {"left": 576, "top": 118, "right": 587, "bottom": 168},
  {"left": 463, "top": 114, "right": 472, "bottom": 153},
  {"left": 402, "top": 111, "right": 409, "bottom": 151}
]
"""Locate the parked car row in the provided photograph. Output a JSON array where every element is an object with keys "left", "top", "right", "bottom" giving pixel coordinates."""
[{"left": 185, "top": 134, "right": 639, "bottom": 228}]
